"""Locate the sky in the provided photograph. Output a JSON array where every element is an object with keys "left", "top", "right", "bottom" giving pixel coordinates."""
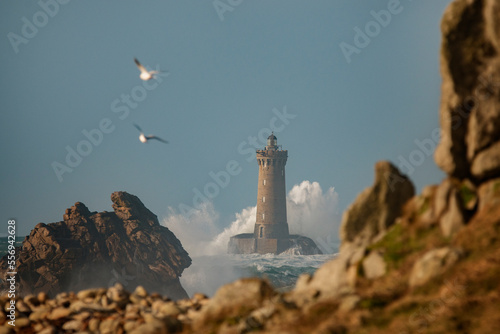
[{"left": 0, "top": 0, "right": 453, "bottom": 240}]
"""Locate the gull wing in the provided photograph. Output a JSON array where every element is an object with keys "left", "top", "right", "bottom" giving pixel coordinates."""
[
  {"left": 134, "top": 58, "right": 148, "bottom": 73},
  {"left": 133, "top": 123, "right": 143, "bottom": 133},
  {"left": 147, "top": 135, "right": 169, "bottom": 144}
]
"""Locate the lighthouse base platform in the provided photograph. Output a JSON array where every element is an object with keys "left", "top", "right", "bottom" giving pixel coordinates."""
[{"left": 228, "top": 234, "right": 322, "bottom": 255}]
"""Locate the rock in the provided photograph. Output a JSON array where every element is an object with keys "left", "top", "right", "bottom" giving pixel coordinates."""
[
  {"left": 107, "top": 283, "right": 129, "bottom": 303},
  {"left": 15, "top": 317, "right": 30, "bottom": 328},
  {"left": 292, "top": 249, "right": 356, "bottom": 303},
  {"left": 76, "top": 288, "right": 98, "bottom": 300},
  {"left": 16, "top": 300, "right": 30, "bottom": 313},
  {"left": 29, "top": 309, "right": 50, "bottom": 322},
  {"left": 193, "top": 278, "right": 275, "bottom": 330},
  {"left": 435, "top": 0, "right": 500, "bottom": 179},
  {"left": 62, "top": 319, "right": 83, "bottom": 331},
  {"left": 0, "top": 191, "right": 191, "bottom": 300},
  {"left": 69, "top": 301, "right": 114, "bottom": 313},
  {"left": 362, "top": 251, "right": 386, "bottom": 279},
  {"left": 409, "top": 247, "right": 462, "bottom": 287},
  {"left": 0, "top": 326, "right": 13, "bottom": 334},
  {"left": 340, "top": 161, "right": 415, "bottom": 248},
  {"left": 153, "top": 301, "right": 181, "bottom": 317},
  {"left": 134, "top": 285, "right": 148, "bottom": 298},
  {"left": 472, "top": 142, "right": 500, "bottom": 180},
  {"left": 88, "top": 318, "right": 100, "bottom": 332},
  {"left": 440, "top": 189, "right": 466, "bottom": 238},
  {"left": 478, "top": 177, "right": 500, "bottom": 210},
  {"left": 283, "top": 235, "right": 323, "bottom": 255},
  {"left": 47, "top": 307, "right": 71, "bottom": 320},
  {"left": 435, "top": 179, "right": 453, "bottom": 219},
  {"left": 338, "top": 295, "right": 361, "bottom": 312},
  {"left": 416, "top": 185, "right": 439, "bottom": 227},
  {"left": 124, "top": 321, "right": 138, "bottom": 332},
  {"left": 130, "top": 323, "right": 164, "bottom": 334},
  {"left": 99, "top": 317, "right": 121, "bottom": 334},
  {"left": 37, "top": 327, "right": 56, "bottom": 334},
  {"left": 37, "top": 292, "right": 48, "bottom": 304}
]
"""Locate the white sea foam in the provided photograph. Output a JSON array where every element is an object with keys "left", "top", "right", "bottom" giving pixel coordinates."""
[
  {"left": 180, "top": 254, "right": 337, "bottom": 297},
  {"left": 162, "top": 181, "right": 341, "bottom": 297}
]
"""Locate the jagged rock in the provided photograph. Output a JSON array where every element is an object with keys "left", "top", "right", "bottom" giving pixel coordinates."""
[
  {"left": 435, "top": 0, "right": 500, "bottom": 180},
  {"left": 478, "top": 177, "right": 500, "bottom": 210},
  {"left": 340, "top": 161, "right": 415, "bottom": 248},
  {"left": 409, "top": 247, "right": 462, "bottom": 287},
  {"left": 471, "top": 141, "right": 500, "bottom": 180},
  {"left": 193, "top": 278, "right": 275, "bottom": 331},
  {"left": 0, "top": 192, "right": 191, "bottom": 300},
  {"left": 292, "top": 244, "right": 358, "bottom": 304},
  {"left": 415, "top": 185, "right": 439, "bottom": 227},
  {"left": 362, "top": 251, "right": 386, "bottom": 280},
  {"left": 440, "top": 188, "right": 466, "bottom": 238}
]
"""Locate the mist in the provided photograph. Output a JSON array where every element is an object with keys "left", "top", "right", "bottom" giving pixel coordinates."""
[
  {"left": 163, "top": 180, "right": 341, "bottom": 256},
  {"left": 162, "top": 180, "right": 341, "bottom": 296}
]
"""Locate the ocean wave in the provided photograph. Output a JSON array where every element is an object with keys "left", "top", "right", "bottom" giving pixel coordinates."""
[{"left": 180, "top": 253, "right": 337, "bottom": 297}]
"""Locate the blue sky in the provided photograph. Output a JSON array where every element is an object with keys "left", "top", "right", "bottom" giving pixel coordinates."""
[{"left": 0, "top": 0, "right": 452, "bottom": 237}]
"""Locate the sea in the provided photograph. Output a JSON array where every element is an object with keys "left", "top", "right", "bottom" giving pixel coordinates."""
[
  {"left": 0, "top": 238, "right": 337, "bottom": 298},
  {"left": 180, "top": 253, "right": 337, "bottom": 297}
]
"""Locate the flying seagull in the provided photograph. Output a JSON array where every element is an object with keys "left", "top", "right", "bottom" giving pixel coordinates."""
[
  {"left": 134, "top": 124, "right": 168, "bottom": 144},
  {"left": 134, "top": 58, "right": 161, "bottom": 81}
]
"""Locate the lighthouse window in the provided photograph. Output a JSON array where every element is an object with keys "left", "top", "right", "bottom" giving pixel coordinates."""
[
  {"left": 259, "top": 226, "right": 264, "bottom": 238},
  {"left": 262, "top": 196, "right": 265, "bottom": 203},
  {"left": 263, "top": 179, "right": 266, "bottom": 185},
  {"left": 262, "top": 213, "right": 265, "bottom": 220}
]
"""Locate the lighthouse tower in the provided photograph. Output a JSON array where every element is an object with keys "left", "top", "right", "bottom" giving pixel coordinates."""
[
  {"left": 253, "top": 133, "right": 290, "bottom": 254},
  {"left": 228, "top": 133, "right": 321, "bottom": 255}
]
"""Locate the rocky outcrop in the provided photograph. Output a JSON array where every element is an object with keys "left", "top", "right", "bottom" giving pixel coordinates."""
[
  {"left": 293, "top": 162, "right": 413, "bottom": 302},
  {"left": 409, "top": 247, "right": 462, "bottom": 287},
  {"left": 0, "top": 192, "right": 191, "bottom": 300},
  {"left": 435, "top": 0, "right": 500, "bottom": 181},
  {"left": 340, "top": 161, "right": 415, "bottom": 249}
]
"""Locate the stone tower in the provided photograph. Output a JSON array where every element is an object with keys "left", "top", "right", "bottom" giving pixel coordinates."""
[
  {"left": 253, "top": 134, "right": 290, "bottom": 253},
  {"left": 228, "top": 133, "right": 321, "bottom": 255}
]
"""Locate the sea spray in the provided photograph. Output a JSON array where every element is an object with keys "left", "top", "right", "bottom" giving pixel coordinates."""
[
  {"left": 163, "top": 181, "right": 342, "bottom": 296},
  {"left": 180, "top": 253, "right": 337, "bottom": 297}
]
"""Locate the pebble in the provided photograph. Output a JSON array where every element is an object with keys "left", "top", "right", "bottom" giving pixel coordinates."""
[
  {"left": 38, "top": 326, "right": 56, "bottom": 334},
  {"left": 62, "top": 319, "right": 83, "bottom": 331},
  {"left": 88, "top": 318, "right": 100, "bottom": 332},
  {"left": 77, "top": 288, "right": 97, "bottom": 300},
  {"left": 134, "top": 285, "right": 148, "bottom": 298},
  {"left": 48, "top": 307, "right": 72, "bottom": 320},
  {"left": 100, "top": 317, "right": 121, "bottom": 334},
  {"left": 29, "top": 308, "right": 50, "bottom": 322},
  {"left": 15, "top": 317, "right": 30, "bottom": 328},
  {"left": 0, "top": 284, "right": 213, "bottom": 333},
  {"left": 37, "top": 292, "right": 48, "bottom": 304}
]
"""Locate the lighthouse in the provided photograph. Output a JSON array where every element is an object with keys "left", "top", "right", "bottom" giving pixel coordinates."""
[
  {"left": 253, "top": 133, "right": 291, "bottom": 253},
  {"left": 228, "top": 133, "right": 321, "bottom": 255}
]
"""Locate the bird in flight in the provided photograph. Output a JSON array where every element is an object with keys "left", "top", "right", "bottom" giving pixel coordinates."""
[
  {"left": 134, "top": 58, "right": 162, "bottom": 81},
  {"left": 134, "top": 124, "right": 168, "bottom": 144}
]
